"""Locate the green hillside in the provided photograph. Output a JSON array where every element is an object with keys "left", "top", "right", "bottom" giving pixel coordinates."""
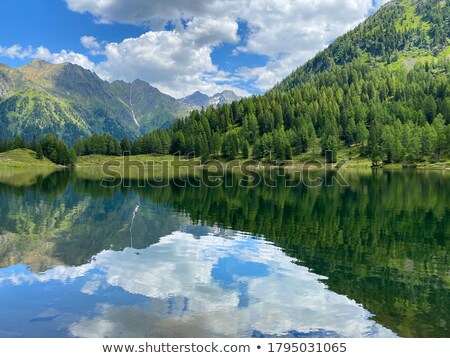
[
  {"left": 0, "top": 149, "right": 57, "bottom": 168},
  {"left": 150, "top": 0, "right": 450, "bottom": 166},
  {"left": 0, "top": 60, "right": 188, "bottom": 144},
  {"left": 276, "top": 0, "right": 450, "bottom": 91}
]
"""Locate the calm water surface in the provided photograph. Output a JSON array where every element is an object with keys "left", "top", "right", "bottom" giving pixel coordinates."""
[{"left": 0, "top": 169, "right": 448, "bottom": 338}]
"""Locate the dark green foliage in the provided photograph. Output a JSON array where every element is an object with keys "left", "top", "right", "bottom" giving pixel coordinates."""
[
  {"left": 12, "top": 135, "right": 26, "bottom": 150},
  {"left": 35, "top": 144, "right": 44, "bottom": 160},
  {"left": 138, "top": 58, "right": 449, "bottom": 164},
  {"left": 30, "top": 135, "right": 37, "bottom": 152},
  {"left": 72, "top": 134, "right": 123, "bottom": 156},
  {"left": 221, "top": 133, "right": 239, "bottom": 159},
  {"left": 0, "top": 133, "right": 75, "bottom": 165},
  {"left": 39, "top": 134, "right": 72, "bottom": 165},
  {"left": 2, "top": 0, "right": 450, "bottom": 165},
  {"left": 120, "top": 137, "right": 132, "bottom": 155},
  {"left": 69, "top": 149, "right": 77, "bottom": 166},
  {"left": 241, "top": 140, "right": 250, "bottom": 159},
  {"left": 210, "top": 132, "right": 223, "bottom": 157}
]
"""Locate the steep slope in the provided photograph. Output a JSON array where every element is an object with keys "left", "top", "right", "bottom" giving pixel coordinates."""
[
  {"left": 0, "top": 60, "right": 193, "bottom": 144},
  {"left": 276, "top": 0, "right": 450, "bottom": 91},
  {"left": 158, "top": 0, "right": 450, "bottom": 164},
  {"left": 0, "top": 60, "right": 138, "bottom": 143},
  {"left": 109, "top": 79, "right": 186, "bottom": 133}
]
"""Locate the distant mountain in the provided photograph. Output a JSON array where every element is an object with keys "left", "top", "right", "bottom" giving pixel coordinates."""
[
  {"left": 178, "top": 90, "right": 241, "bottom": 108},
  {"left": 0, "top": 60, "right": 190, "bottom": 144},
  {"left": 109, "top": 79, "right": 187, "bottom": 132},
  {"left": 178, "top": 91, "right": 211, "bottom": 108}
]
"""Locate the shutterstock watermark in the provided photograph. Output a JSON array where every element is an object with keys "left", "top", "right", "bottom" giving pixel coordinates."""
[{"left": 100, "top": 152, "right": 349, "bottom": 189}]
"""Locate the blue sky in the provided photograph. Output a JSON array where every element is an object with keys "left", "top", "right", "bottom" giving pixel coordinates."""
[{"left": 0, "top": 0, "right": 388, "bottom": 98}]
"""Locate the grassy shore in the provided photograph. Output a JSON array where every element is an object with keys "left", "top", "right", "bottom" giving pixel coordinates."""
[
  {"left": 0, "top": 149, "right": 57, "bottom": 168},
  {"left": 0, "top": 148, "right": 448, "bottom": 171},
  {"left": 75, "top": 154, "right": 200, "bottom": 167}
]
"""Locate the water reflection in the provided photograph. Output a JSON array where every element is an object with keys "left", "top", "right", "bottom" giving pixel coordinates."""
[
  {"left": 0, "top": 169, "right": 449, "bottom": 337},
  {"left": 0, "top": 231, "right": 395, "bottom": 338}
]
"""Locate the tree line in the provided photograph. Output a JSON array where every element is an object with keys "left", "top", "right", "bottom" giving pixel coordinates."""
[
  {"left": 0, "top": 134, "right": 76, "bottom": 166},
  {"left": 149, "top": 59, "right": 450, "bottom": 164},
  {"left": 1, "top": 63, "right": 450, "bottom": 166}
]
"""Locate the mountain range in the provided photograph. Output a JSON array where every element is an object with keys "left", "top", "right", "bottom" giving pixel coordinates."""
[
  {"left": 1, "top": 0, "right": 450, "bottom": 158},
  {"left": 178, "top": 90, "right": 242, "bottom": 108},
  {"left": 0, "top": 59, "right": 240, "bottom": 144}
]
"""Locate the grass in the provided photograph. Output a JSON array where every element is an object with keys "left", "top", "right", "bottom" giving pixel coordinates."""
[
  {"left": 75, "top": 154, "right": 200, "bottom": 167},
  {"left": 0, "top": 149, "right": 447, "bottom": 173},
  {"left": 0, "top": 149, "right": 57, "bottom": 168}
]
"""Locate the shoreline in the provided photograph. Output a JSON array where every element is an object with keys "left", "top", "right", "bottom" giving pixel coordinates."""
[
  {"left": 1, "top": 150, "right": 448, "bottom": 171},
  {"left": 1, "top": 159, "right": 448, "bottom": 171}
]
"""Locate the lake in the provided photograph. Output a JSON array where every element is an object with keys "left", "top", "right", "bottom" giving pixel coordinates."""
[{"left": 0, "top": 168, "right": 449, "bottom": 338}]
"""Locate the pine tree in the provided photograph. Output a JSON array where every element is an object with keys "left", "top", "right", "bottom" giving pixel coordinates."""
[
  {"left": 12, "top": 135, "right": 26, "bottom": 149},
  {"left": 356, "top": 121, "right": 369, "bottom": 149},
  {"left": 69, "top": 149, "right": 77, "bottom": 166},
  {"left": 210, "top": 132, "right": 223, "bottom": 157},
  {"left": 121, "top": 137, "right": 132, "bottom": 156},
  {"left": 30, "top": 135, "right": 38, "bottom": 152},
  {"left": 50, "top": 148, "right": 58, "bottom": 164},
  {"left": 252, "top": 139, "right": 264, "bottom": 159},
  {"left": 36, "top": 144, "right": 44, "bottom": 160},
  {"left": 432, "top": 114, "right": 447, "bottom": 157},
  {"left": 242, "top": 140, "right": 250, "bottom": 159}
]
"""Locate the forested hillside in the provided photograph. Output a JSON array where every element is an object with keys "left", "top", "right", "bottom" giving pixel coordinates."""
[
  {"left": 0, "top": 60, "right": 189, "bottom": 144},
  {"left": 135, "top": 0, "right": 450, "bottom": 165},
  {"left": 2, "top": 0, "right": 450, "bottom": 166}
]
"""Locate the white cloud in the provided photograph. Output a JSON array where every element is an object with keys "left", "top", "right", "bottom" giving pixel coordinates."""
[
  {"left": 80, "top": 36, "right": 105, "bottom": 56},
  {"left": 65, "top": 0, "right": 225, "bottom": 26},
  {"left": 0, "top": 44, "right": 33, "bottom": 59},
  {"left": 0, "top": 44, "right": 95, "bottom": 70},
  {"left": 1, "top": 232, "right": 397, "bottom": 338},
  {"left": 67, "top": 233, "right": 396, "bottom": 338},
  {"left": 94, "top": 16, "right": 241, "bottom": 97},
  {"left": 34, "top": 46, "right": 95, "bottom": 70},
  {"left": 63, "top": 0, "right": 390, "bottom": 93},
  {"left": 1, "top": 1, "right": 391, "bottom": 96},
  {"left": 81, "top": 36, "right": 100, "bottom": 50}
]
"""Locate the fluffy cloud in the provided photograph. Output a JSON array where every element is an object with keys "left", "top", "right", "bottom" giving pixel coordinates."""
[
  {"left": 0, "top": 44, "right": 33, "bottom": 59},
  {"left": 34, "top": 46, "right": 95, "bottom": 70},
  {"left": 80, "top": 35, "right": 100, "bottom": 50},
  {"left": 0, "top": 44, "right": 94, "bottom": 70},
  {"left": 80, "top": 35, "right": 103, "bottom": 55},
  {"left": 64, "top": 0, "right": 389, "bottom": 94},
  {"left": 66, "top": 0, "right": 229, "bottom": 26},
  {"left": 1, "top": 232, "right": 397, "bottom": 338},
  {"left": 1, "top": 1, "right": 391, "bottom": 96},
  {"left": 68, "top": 232, "right": 396, "bottom": 338},
  {"left": 94, "top": 17, "right": 240, "bottom": 97}
]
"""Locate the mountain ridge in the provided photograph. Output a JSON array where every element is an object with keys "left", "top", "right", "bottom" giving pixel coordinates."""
[
  {"left": 178, "top": 90, "right": 242, "bottom": 108},
  {"left": 0, "top": 60, "right": 241, "bottom": 144}
]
